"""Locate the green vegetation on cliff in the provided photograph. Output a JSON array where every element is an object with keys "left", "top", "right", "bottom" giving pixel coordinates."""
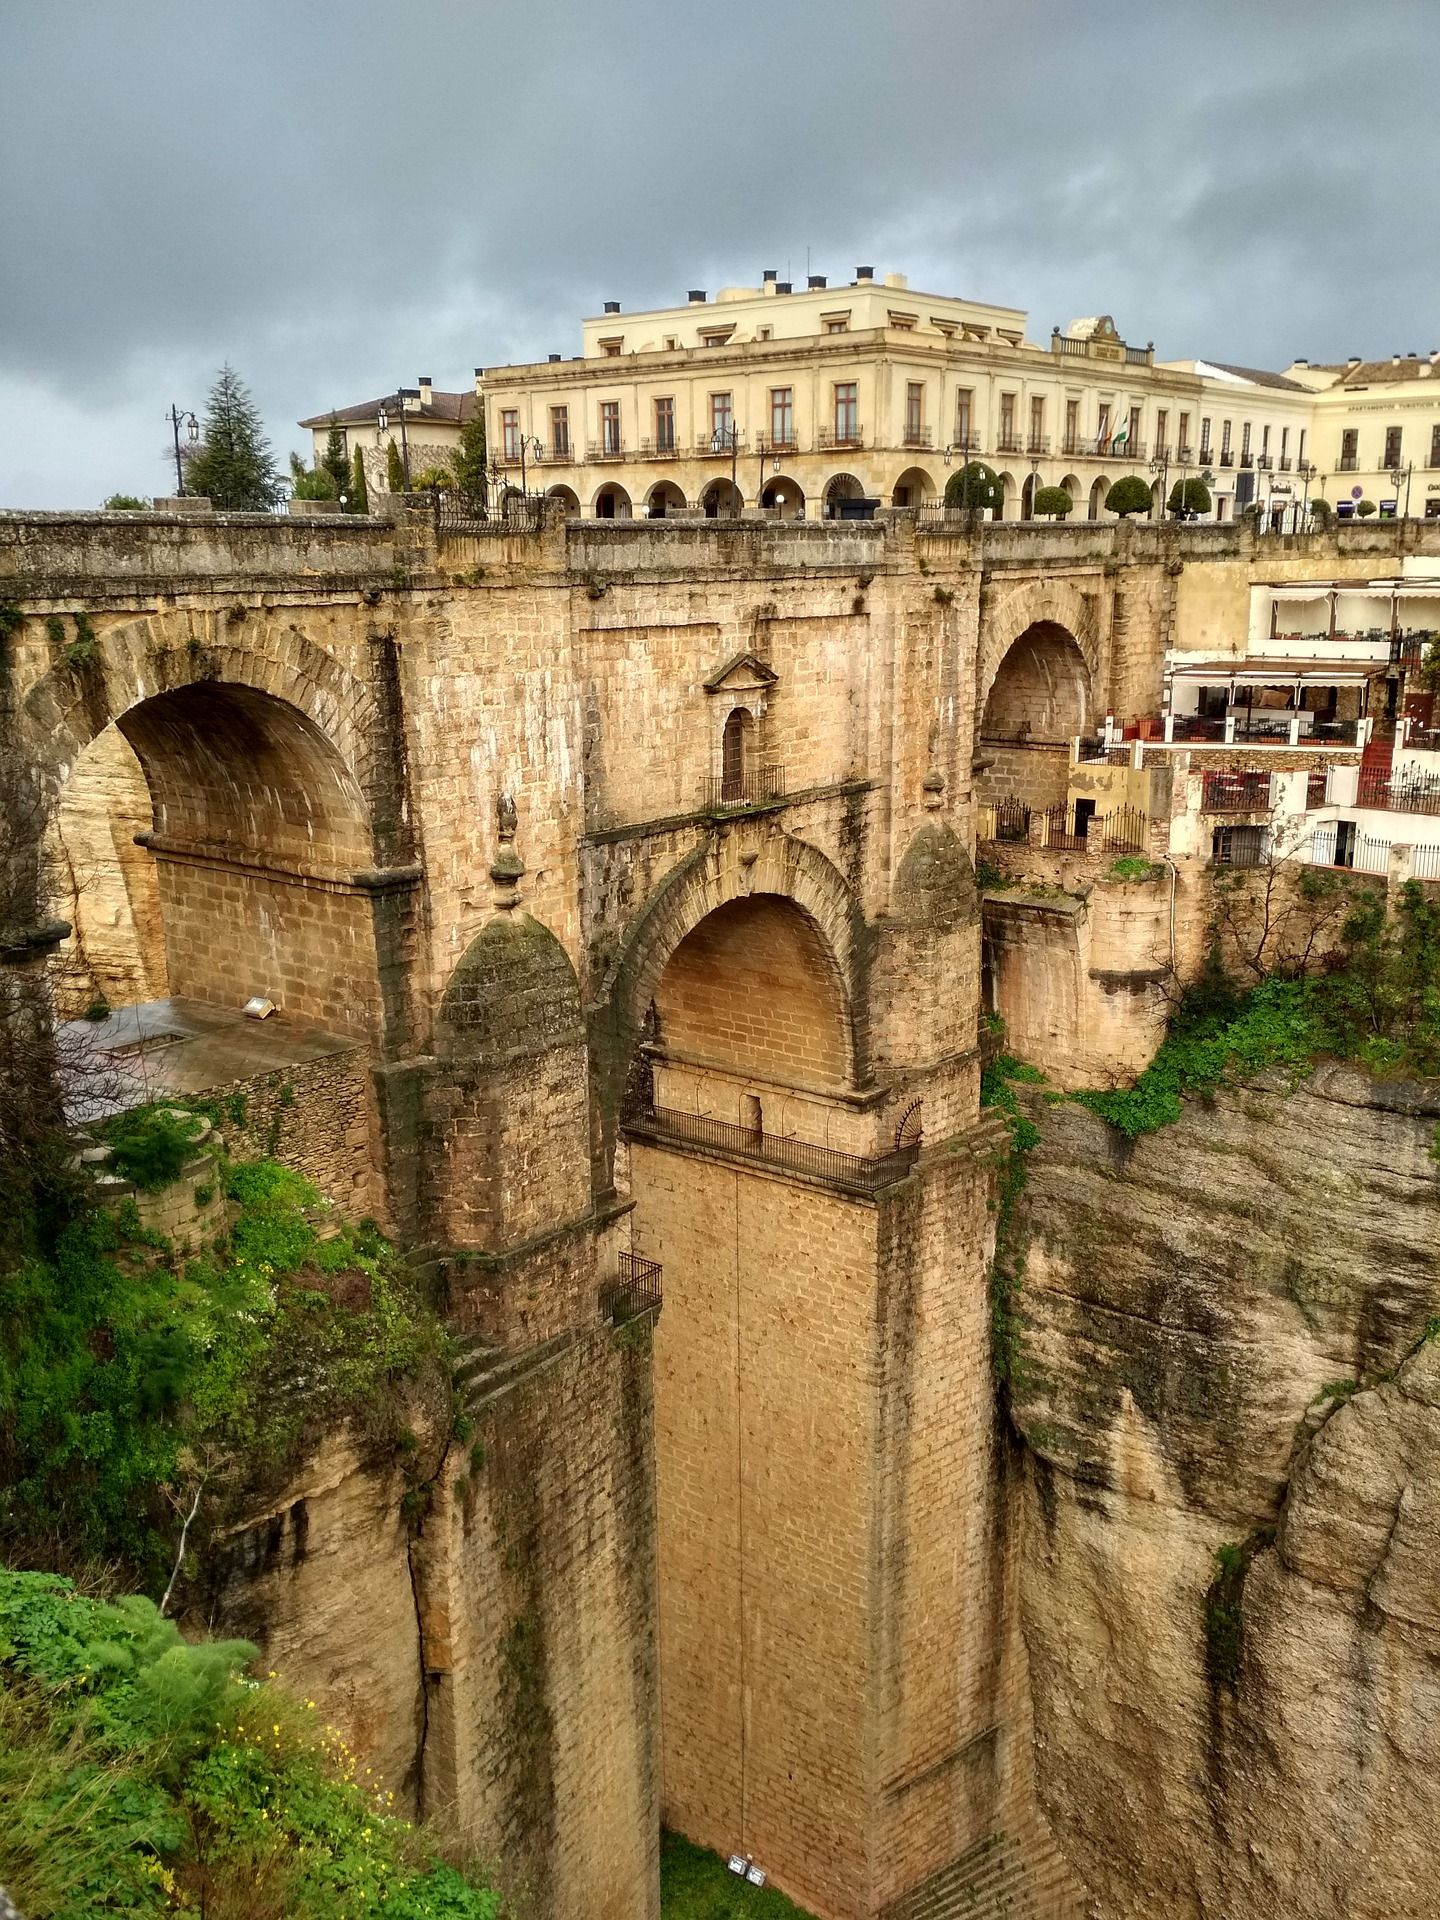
[
  {"left": 1077, "top": 881, "right": 1440, "bottom": 1139},
  {"left": 0, "top": 1123, "right": 453, "bottom": 1591},
  {"left": 0, "top": 1570, "right": 498, "bottom": 1919}
]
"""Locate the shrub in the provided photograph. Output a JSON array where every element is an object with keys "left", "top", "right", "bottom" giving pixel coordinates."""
[
  {"left": 102, "top": 1105, "right": 202, "bottom": 1191},
  {"left": 1308, "top": 496, "right": 1334, "bottom": 529},
  {"left": 349, "top": 446, "right": 369, "bottom": 515},
  {"left": 1167, "top": 476, "right": 1212, "bottom": 517},
  {"left": 103, "top": 494, "right": 149, "bottom": 511},
  {"left": 1356, "top": 497, "right": 1377, "bottom": 518},
  {"left": 410, "top": 466, "right": 455, "bottom": 492},
  {"left": 289, "top": 453, "right": 337, "bottom": 501},
  {"left": 1104, "top": 475, "right": 1153, "bottom": 517},
  {"left": 1032, "top": 485, "right": 1073, "bottom": 519},
  {"left": 943, "top": 461, "right": 1001, "bottom": 511}
]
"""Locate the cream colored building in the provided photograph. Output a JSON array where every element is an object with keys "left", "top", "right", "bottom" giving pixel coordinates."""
[
  {"left": 476, "top": 268, "right": 1318, "bottom": 523},
  {"left": 300, "top": 378, "right": 475, "bottom": 495},
  {"left": 1283, "top": 354, "right": 1440, "bottom": 520}
]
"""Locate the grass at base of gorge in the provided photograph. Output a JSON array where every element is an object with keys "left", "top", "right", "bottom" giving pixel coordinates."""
[{"left": 661, "top": 1832, "right": 818, "bottom": 1920}]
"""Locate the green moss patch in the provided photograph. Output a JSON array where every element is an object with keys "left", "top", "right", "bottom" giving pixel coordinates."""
[{"left": 661, "top": 1832, "right": 817, "bottom": 1919}]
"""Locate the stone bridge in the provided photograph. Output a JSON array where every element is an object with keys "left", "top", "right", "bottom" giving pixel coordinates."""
[{"left": 1, "top": 506, "right": 1429, "bottom": 1920}]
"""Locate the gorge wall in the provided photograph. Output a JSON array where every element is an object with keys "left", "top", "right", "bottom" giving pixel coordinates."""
[{"left": 1010, "top": 1065, "right": 1440, "bottom": 1920}]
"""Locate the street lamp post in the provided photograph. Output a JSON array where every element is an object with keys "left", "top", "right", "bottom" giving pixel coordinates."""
[
  {"left": 1389, "top": 463, "right": 1414, "bottom": 518},
  {"left": 167, "top": 404, "right": 199, "bottom": 496},
  {"left": 1149, "top": 447, "right": 1170, "bottom": 523},
  {"left": 376, "top": 396, "right": 410, "bottom": 490},
  {"left": 757, "top": 446, "right": 780, "bottom": 512},
  {"left": 516, "top": 433, "right": 543, "bottom": 499}
]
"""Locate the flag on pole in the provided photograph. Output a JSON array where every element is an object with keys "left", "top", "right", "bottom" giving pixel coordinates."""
[{"left": 1112, "top": 407, "right": 1130, "bottom": 449}]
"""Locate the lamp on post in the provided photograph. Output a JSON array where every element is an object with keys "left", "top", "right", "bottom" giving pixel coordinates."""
[
  {"left": 376, "top": 396, "right": 411, "bottom": 490},
  {"left": 1149, "top": 446, "right": 1170, "bottom": 522},
  {"left": 1389, "top": 462, "right": 1414, "bottom": 519},
  {"left": 757, "top": 445, "right": 780, "bottom": 512},
  {"left": 167, "top": 404, "right": 199, "bottom": 497},
  {"left": 516, "top": 432, "right": 544, "bottom": 499}
]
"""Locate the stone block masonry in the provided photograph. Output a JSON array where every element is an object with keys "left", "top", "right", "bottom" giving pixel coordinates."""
[{"left": 7, "top": 510, "right": 1437, "bottom": 1920}]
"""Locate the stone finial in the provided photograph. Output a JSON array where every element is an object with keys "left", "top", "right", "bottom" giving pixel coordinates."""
[
  {"left": 922, "top": 770, "right": 945, "bottom": 809},
  {"left": 490, "top": 789, "right": 524, "bottom": 910}
]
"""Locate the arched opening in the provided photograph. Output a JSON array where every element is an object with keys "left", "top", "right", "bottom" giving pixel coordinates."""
[
  {"left": 646, "top": 480, "right": 687, "bottom": 519},
  {"left": 977, "top": 620, "right": 1092, "bottom": 810},
  {"left": 1150, "top": 480, "right": 1163, "bottom": 518},
  {"left": 1061, "top": 473, "right": 1081, "bottom": 502},
  {"left": 593, "top": 482, "right": 632, "bottom": 520},
  {"left": 823, "top": 472, "right": 864, "bottom": 518},
  {"left": 720, "top": 706, "right": 753, "bottom": 802},
  {"left": 546, "top": 484, "right": 580, "bottom": 515},
  {"left": 700, "top": 478, "right": 742, "bottom": 519},
  {"left": 1021, "top": 473, "right": 1039, "bottom": 519},
  {"left": 1088, "top": 476, "right": 1109, "bottom": 520},
  {"left": 890, "top": 465, "right": 936, "bottom": 508},
  {"left": 45, "top": 681, "right": 381, "bottom": 1119},
  {"left": 760, "top": 476, "right": 804, "bottom": 519},
  {"left": 995, "top": 472, "right": 1015, "bottom": 521}
]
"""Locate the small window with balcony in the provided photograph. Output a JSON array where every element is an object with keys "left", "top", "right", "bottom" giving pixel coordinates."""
[
  {"left": 1298, "top": 428, "right": 1307, "bottom": 466},
  {"left": 550, "top": 405, "right": 569, "bottom": 457},
  {"left": 709, "top": 392, "right": 734, "bottom": 448},
  {"left": 1156, "top": 407, "right": 1168, "bottom": 453},
  {"left": 1029, "top": 395, "right": 1045, "bottom": 450},
  {"left": 956, "top": 388, "right": 975, "bottom": 451},
  {"left": 1097, "top": 402, "right": 1112, "bottom": 448},
  {"left": 770, "top": 387, "right": 794, "bottom": 448},
  {"left": 1261, "top": 424, "right": 1271, "bottom": 454},
  {"left": 721, "top": 706, "right": 753, "bottom": 804},
  {"left": 834, "top": 382, "right": 858, "bottom": 442},
  {"left": 1340, "top": 427, "right": 1359, "bottom": 470},
  {"left": 905, "top": 382, "right": 925, "bottom": 443},
  {"left": 1128, "top": 405, "right": 1142, "bottom": 448},
  {"left": 999, "top": 392, "right": 1017, "bottom": 450},
  {"left": 1430, "top": 425, "right": 1440, "bottom": 469},
  {"left": 1241, "top": 421, "right": 1252, "bottom": 460},
  {"left": 600, "top": 400, "right": 621, "bottom": 455},
  {"left": 1280, "top": 425, "right": 1289, "bottom": 458},
  {"left": 501, "top": 409, "right": 520, "bottom": 461},
  {"left": 1064, "top": 397, "right": 1079, "bottom": 451},
  {"left": 1222, "top": 420, "right": 1233, "bottom": 457},
  {"left": 654, "top": 396, "right": 675, "bottom": 452},
  {"left": 1384, "top": 425, "right": 1403, "bottom": 467},
  {"left": 1178, "top": 411, "right": 1191, "bottom": 455},
  {"left": 1199, "top": 415, "right": 1211, "bottom": 457}
]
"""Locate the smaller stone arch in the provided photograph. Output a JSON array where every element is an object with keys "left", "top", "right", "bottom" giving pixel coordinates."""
[
  {"left": 824, "top": 472, "right": 865, "bottom": 517},
  {"left": 760, "top": 475, "right": 805, "bottom": 519},
  {"left": 546, "top": 484, "right": 581, "bottom": 515},
  {"left": 700, "top": 478, "right": 743, "bottom": 518},
  {"left": 592, "top": 482, "right": 632, "bottom": 519},
  {"left": 1088, "top": 476, "right": 1110, "bottom": 520},
  {"left": 996, "top": 472, "right": 1016, "bottom": 520},
  {"left": 646, "top": 480, "right": 687, "bottom": 518},
  {"left": 1060, "top": 473, "right": 1082, "bottom": 503},
  {"left": 891, "top": 465, "right": 936, "bottom": 507}
]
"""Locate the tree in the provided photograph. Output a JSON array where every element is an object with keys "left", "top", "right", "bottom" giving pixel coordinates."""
[
  {"left": 184, "top": 366, "right": 282, "bottom": 511},
  {"left": 321, "top": 417, "right": 349, "bottom": 498},
  {"left": 288, "top": 451, "right": 337, "bottom": 501},
  {"left": 453, "top": 403, "right": 488, "bottom": 504},
  {"left": 943, "top": 461, "right": 1001, "bottom": 511},
  {"left": 1105, "top": 475, "right": 1153, "bottom": 518},
  {"left": 410, "top": 465, "right": 455, "bottom": 492},
  {"left": 1032, "top": 485, "right": 1073, "bottom": 519},
  {"left": 350, "top": 446, "right": 369, "bottom": 515},
  {"left": 1356, "top": 498, "right": 1377, "bottom": 518},
  {"left": 1308, "top": 496, "right": 1334, "bottom": 529},
  {"left": 103, "top": 494, "right": 148, "bottom": 511},
  {"left": 385, "top": 440, "right": 405, "bottom": 494},
  {"left": 1167, "top": 476, "right": 1212, "bottom": 517}
]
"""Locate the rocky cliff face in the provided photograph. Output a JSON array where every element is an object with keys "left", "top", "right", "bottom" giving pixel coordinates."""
[{"left": 1011, "top": 1064, "right": 1440, "bottom": 1919}]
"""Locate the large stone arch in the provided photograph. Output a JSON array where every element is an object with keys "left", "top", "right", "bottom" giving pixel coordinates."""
[
  {"left": 590, "top": 824, "right": 869, "bottom": 1185},
  {"left": 975, "top": 573, "right": 1105, "bottom": 723}
]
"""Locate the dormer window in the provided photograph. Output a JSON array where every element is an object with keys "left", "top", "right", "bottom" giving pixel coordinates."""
[
  {"left": 888, "top": 311, "right": 917, "bottom": 331},
  {"left": 699, "top": 326, "right": 735, "bottom": 347},
  {"left": 822, "top": 311, "right": 851, "bottom": 334},
  {"left": 600, "top": 336, "right": 623, "bottom": 357}
]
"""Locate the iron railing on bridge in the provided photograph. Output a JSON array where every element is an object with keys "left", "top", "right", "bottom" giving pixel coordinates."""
[
  {"left": 978, "top": 800, "right": 1148, "bottom": 853},
  {"left": 626, "top": 1104, "right": 919, "bottom": 1195}
]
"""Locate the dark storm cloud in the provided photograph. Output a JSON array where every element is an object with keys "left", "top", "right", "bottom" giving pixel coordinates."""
[{"left": 3, "top": 0, "right": 1436, "bottom": 505}]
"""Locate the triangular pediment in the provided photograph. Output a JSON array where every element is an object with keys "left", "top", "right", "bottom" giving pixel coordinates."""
[{"left": 704, "top": 651, "right": 779, "bottom": 693}]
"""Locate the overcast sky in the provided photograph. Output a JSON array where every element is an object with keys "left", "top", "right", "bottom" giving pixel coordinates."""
[{"left": 4, "top": 0, "right": 1437, "bottom": 508}]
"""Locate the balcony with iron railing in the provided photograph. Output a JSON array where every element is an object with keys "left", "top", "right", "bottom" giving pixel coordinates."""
[
  {"left": 996, "top": 432, "right": 1024, "bottom": 455},
  {"left": 695, "top": 432, "right": 746, "bottom": 456},
  {"left": 1338, "top": 454, "right": 1359, "bottom": 472},
  {"left": 755, "top": 433, "right": 798, "bottom": 457},
  {"left": 1256, "top": 453, "right": 1272, "bottom": 471},
  {"left": 1026, "top": 434, "right": 1050, "bottom": 455},
  {"left": 1153, "top": 442, "right": 1171, "bottom": 462},
  {"left": 1177, "top": 443, "right": 1194, "bottom": 461},
  {"left": 1356, "top": 770, "right": 1440, "bottom": 816},
  {"left": 1240, "top": 453, "right": 1254, "bottom": 470},
  {"left": 1278, "top": 455, "right": 1292, "bottom": 471},
  {"left": 1219, "top": 450, "right": 1235, "bottom": 468},
  {"left": 902, "top": 425, "right": 933, "bottom": 448},
  {"left": 949, "top": 432, "right": 984, "bottom": 457},
  {"left": 624, "top": 1103, "right": 920, "bottom": 1196},
  {"left": 599, "top": 1251, "right": 664, "bottom": 1325},
  {"left": 587, "top": 438, "right": 627, "bottom": 462},
  {"left": 701, "top": 764, "right": 785, "bottom": 812},
  {"left": 1202, "top": 771, "right": 1274, "bottom": 813},
  {"left": 639, "top": 436, "right": 680, "bottom": 459},
  {"left": 537, "top": 442, "right": 571, "bottom": 463},
  {"left": 817, "top": 425, "right": 865, "bottom": 450}
]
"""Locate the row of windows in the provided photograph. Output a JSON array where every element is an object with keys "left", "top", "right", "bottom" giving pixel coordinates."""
[
  {"left": 1337, "top": 424, "right": 1440, "bottom": 469},
  {"left": 499, "top": 390, "right": 1310, "bottom": 463}
]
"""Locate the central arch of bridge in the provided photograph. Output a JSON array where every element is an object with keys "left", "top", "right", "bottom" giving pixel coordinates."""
[{"left": 976, "top": 619, "right": 1092, "bottom": 813}]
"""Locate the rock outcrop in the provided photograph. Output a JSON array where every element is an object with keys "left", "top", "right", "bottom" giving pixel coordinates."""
[{"left": 1011, "top": 1064, "right": 1440, "bottom": 1919}]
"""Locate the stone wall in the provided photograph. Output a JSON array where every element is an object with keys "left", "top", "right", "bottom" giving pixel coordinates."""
[{"left": 212, "top": 1045, "right": 381, "bottom": 1218}]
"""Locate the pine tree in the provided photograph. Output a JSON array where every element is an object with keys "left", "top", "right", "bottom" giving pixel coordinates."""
[
  {"left": 453, "top": 402, "right": 488, "bottom": 504},
  {"left": 322, "top": 417, "right": 349, "bottom": 498},
  {"left": 185, "top": 366, "right": 282, "bottom": 511},
  {"left": 386, "top": 440, "right": 405, "bottom": 495},
  {"left": 350, "top": 446, "right": 369, "bottom": 515}
]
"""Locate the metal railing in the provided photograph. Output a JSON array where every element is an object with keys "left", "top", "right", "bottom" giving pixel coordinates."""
[
  {"left": 1357, "top": 770, "right": 1440, "bottom": 815},
  {"left": 1279, "top": 455, "right": 1292, "bottom": 471},
  {"left": 817, "top": 426, "right": 865, "bottom": 449},
  {"left": 1256, "top": 454, "right": 1272, "bottom": 471},
  {"left": 695, "top": 433, "right": 745, "bottom": 456},
  {"left": 1203, "top": 771, "right": 1273, "bottom": 812},
  {"left": 1212, "top": 825, "right": 1268, "bottom": 868},
  {"left": 902, "top": 426, "right": 933, "bottom": 448},
  {"left": 1411, "top": 843, "right": 1440, "bottom": 880},
  {"left": 1338, "top": 454, "right": 1359, "bottom": 472},
  {"left": 1219, "top": 451, "right": 1235, "bottom": 468},
  {"left": 1177, "top": 444, "right": 1194, "bottom": 461},
  {"left": 1036, "top": 802, "right": 1148, "bottom": 853},
  {"left": 702, "top": 763, "right": 785, "bottom": 811},
  {"left": 950, "top": 432, "right": 983, "bottom": 456},
  {"left": 599, "top": 1252, "right": 663, "bottom": 1324},
  {"left": 756, "top": 433, "right": 798, "bottom": 456},
  {"left": 1308, "top": 823, "right": 1390, "bottom": 874},
  {"left": 639, "top": 437, "right": 680, "bottom": 459},
  {"left": 627, "top": 1104, "right": 919, "bottom": 1194},
  {"left": 1026, "top": 434, "right": 1050, "bottom": 455},
  {"left": 587, "top": 438, "right": 627, "bottom": 461},
  {"left": 996, "top": 433, "right": 1023, "bottom": 454},
  {"left": 1169, "top": 714, "right": 1226, "bottom": 741}
]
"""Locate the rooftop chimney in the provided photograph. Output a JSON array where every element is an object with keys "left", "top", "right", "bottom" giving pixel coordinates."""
[
  {"left": 548, "top": 352, "right": 561, "bottom": 363},
  {"left": 775, "top": 281, "right": 792, "bottom": 294},
  {"left": 1294, "top": 357, "right": 1308, "bottom": 366},
  {"left": 1393, "top": 353, "right": 1402, "bottom": 366},
  {"left": 807, "top": 274, "right": 826, "bottom": 289},
  {"left": 603, "top": 300, "right": 620, "bottom": 314},
  {"left": 688, "top": 289, "right": 707, "bottom": 304},
  {"left": 418, "top": 376, "right": 433, "bottom": 407},
  {"left": 856, "top": 266, "right": 874, "bottom": 281},
  {"left": 762, "top": 269, "right": 777, "bottom": 282},
  {"left": 1347, "top": 356, "right": 1361, "bottom": 367}
]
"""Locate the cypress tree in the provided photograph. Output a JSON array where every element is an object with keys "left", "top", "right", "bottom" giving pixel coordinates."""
[
  {"left": 322, "top": 417, "right": 349, "bottom": 497},
  {"left": 185, "top": 366, "right": 282, "bottom": 511},
  {"left": 350, "top": 446, "right": 370, "bottom": 515},
  {"left": 386, "top": 440, "right": 405, "bottom": 494}
]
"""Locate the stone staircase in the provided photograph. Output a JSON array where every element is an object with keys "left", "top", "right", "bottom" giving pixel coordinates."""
[{"left": 451, "top": 1329, "right": 580, "bottom": 1412}]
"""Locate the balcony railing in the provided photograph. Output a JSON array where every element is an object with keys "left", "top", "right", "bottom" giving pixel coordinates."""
[
  {"left": 1278, "top": 455, "right": 1292, "bottom": 471},
  {"left": 1357, "top": 771, "right": 1440, "bottom": 815},
  {"left": 530, "top": 443, "right": 570, "bottom": 463},
  {"left": 755, "top": 433, "right": 798, "bottom": 456},
  {"left": 1177, "top": 444, "right": 1194, "bottom": 461},
  {"left": 599, "top": 1252, "right": 663, "bottom": 1325},
  {"left": 1256, "top": 453, "right": 1272, "bottom": 471},
  {"left": 1198, "top": 446, "right": 1212, "bottom": 465},
  {"left": 587, "top": 439, "right": 627, "bottom": 462},
  {"left": 902, "top": 426, "right": 933, "bottom": 448},
  {"left": 1219, "top": 450, "right": 1235, "bottom": 468},
  {"left": 639, "top": 437, "right": 680, "bottom": 459},
  {"left": 701, "top": 763, "right": 785, "bottom": 811},
  {"left": 1203, "top": 771, "right": 1273, "bottom": 812},
  {"left": 817, "top": 426, "right": 864, "bottom": 449},
  {"left": 1026, "top": 434, "right": 1050, "bottom": 455},
  {"left": 996, "top": 432, "right": 1023, "bottom": 455},
  {"left": 1054, "top": 335, "right": 1088, "bottom": 358},
  {"left": 1153, "top": 442, "right": 1171, "bottom": 462},
  {"left": 695, "top": 433, "right": 745, "bottom": 456},
  {"left": 1169, "top": 714, "right": 1226, "bottom": 741},
  {"left": 1240, "top": 453, "right": 1254, "bottom": 470},
  {"left": 626, "top": 1104, "right": 920, "bottom": 1195},
  {"left": 950, "top": 432, "right": 983, "bottom": 457},
  {"left": 1338, "top": 454, "right": 1359, "bottom": 472}
]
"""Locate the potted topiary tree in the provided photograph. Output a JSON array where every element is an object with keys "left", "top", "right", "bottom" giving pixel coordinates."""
[
  {"left": 1356, "top": 498, "right": 1377, "bottom": 518},
  {"left": 1032, "top": 484, "right": 1073, "bottom": 519},
  {"left": 1104, "top": 475, "right": 1153, "bottom": 518},
  {"left": 1308, "top": 496, "right": 1334, "bottom": 530},
  {"left": 943, "top": 461, "right": 1001, "bottom": 515},
  {"left": 1167, "top": 476, "right": 1212, "bottom": 519}
]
